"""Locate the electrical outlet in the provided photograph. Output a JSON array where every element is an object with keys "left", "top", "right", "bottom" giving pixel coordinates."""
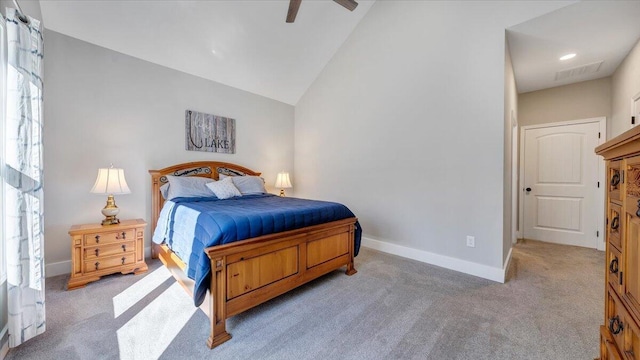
[{"left": 466, "top": 235, "right": 475, "bottom": 248}]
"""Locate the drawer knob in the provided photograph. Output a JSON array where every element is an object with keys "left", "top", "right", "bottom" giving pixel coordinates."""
[
  {"left": 611, "top": 172, "right": 620, "bottom": 187},
  {"left": 122, "top": 244, "right": 126, "bottom": 252},
  {"left": 611, "top": 216, "right": 619, "bottom": 230},
  {"left": 609, "top": 315, "right": 624, "bottom": 335},
  {"left": 121, "top": 257, "right": 126, "bottom": 265},
  {"left": 95, "top": 248, "right": 100, "bottom": 257},
  {"left": 95, "top": 235, "right": 100, "bottom": 243},
  {"left": 95, "top": 261, "right": 100, "bottom": 270},
  {"left": 609, "top": 257, "right": 619, "bottom": 274},
  {"left": 116, "top": 232, "right": 126, "bottom": 240}
]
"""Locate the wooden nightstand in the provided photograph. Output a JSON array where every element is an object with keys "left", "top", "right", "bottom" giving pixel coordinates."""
[{"left": 67, "top": 218, "right": 148, "bottom": 290}]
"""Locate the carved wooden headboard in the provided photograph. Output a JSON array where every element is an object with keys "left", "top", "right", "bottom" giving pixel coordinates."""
[{"left": 148, "top": 161, "right": 261, "bottom": 257}]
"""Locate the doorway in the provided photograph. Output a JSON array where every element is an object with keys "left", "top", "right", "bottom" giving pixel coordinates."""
[{"left": 519, "top": 117, "right": 606, "bottom": 250}]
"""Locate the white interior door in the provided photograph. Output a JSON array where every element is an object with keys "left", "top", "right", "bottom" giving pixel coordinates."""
[{"left": 522, "top": 121, "right": 601, "bottom": 248}]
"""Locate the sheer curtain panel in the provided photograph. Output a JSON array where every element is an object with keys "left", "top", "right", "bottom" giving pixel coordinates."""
[{"left": 5, "top": 8, "right": 45, "bottom": 347}]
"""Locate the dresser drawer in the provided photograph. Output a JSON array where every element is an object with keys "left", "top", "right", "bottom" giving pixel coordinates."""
[
  {"left": 607, "top": 289, "right": 626, "bottom": 351},
  {"left": 609, "top": 245, "right": 623, "bottom": 296},
  {"left": 607, "top": 287, "right": 640, "bottom": 359},
  {"left": 601, "top": 325, "right": 623, "bottom": 360},
  {"left": 609, "top": 160, "right": 623, "bottom": 202},
  {"left": 610, "top": 202, "right": 623, "bottom": 251},
  {"left": 83, "top": 229, "right": 134, "bottom": 246},
  {"left": 84, "top": 241, "right": 135, "bottom": 260},
  {"left": 84, "top": 254, "right": 135, "bottom": 273}
]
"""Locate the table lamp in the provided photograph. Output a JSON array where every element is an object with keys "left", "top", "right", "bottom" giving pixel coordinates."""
[
  {"left": 274, "top": 172, "right": 292, "bottom": 197},
  {"left": 90, "top": 165, "right": 131, "bottom": 225}
]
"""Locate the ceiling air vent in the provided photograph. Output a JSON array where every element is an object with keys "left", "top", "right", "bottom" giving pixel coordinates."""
[{"left": 555, "top": 60, "right": 604, "bottom": 81}]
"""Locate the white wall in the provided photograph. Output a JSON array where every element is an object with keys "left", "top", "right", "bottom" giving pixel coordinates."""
[
  {"left": 295, "top": 1, "right": 570, "bottom": 278},
  {"left": 519, "top": 77, "right": 611, "bottom": 129},
  {"left": 611, "top": 39, "right": 640, "bottom": 138},
  {"left": 503, "top": 37, "right": 517, "bottom": 263},
  {"left": 44, "top": 30, "right": 294, "bottom": 274}
]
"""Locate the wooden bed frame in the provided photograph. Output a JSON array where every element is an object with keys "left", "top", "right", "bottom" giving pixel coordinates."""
[{"left": 149, "top": 161, "right": 357, "bottom": 348}]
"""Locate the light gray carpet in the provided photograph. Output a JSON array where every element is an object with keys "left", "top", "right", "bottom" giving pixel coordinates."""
[{"left": 6, "top": 239, "right": 603, "bottom": 360}]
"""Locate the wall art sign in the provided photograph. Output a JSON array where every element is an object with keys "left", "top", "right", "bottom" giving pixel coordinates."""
[{"left": 185, "top": 110, "right": 236, "bottom": 154}]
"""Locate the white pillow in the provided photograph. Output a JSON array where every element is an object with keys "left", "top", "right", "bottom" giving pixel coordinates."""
[
  {"left": 165, "top": 175, "right": 215, "bottom": 200},
  {"left": 218, "top": 175, "right": 265, "bottom": 195},
  {"left": 206, "top": 177, "right": 242, "bottom": 200}
]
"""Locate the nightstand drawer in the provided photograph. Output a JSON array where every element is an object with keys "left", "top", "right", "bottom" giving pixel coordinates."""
[
  {"left": 84, "top": 241, "right": 135, "bottom": 260},
  {"left": 83, "top": 229, "right": 134, "bottom": 246},
  {"left": 84, "top": 254, "right": 135, "bottom": 273}
]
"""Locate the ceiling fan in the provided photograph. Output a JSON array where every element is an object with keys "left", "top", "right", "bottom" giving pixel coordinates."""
[{"left": 286, "top": 0, "right": 358, "bottom": 23}]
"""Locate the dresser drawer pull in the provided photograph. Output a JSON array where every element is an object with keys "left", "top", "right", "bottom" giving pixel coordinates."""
[
  {"left": 95, "top": 235, "right": 100, "bottom": 243},
  {"left": 95, "top": 261, "right": 100, "bottom": 270},
  {"left": 610, "top": 257, "right": 619, "bottom": 274},
  {"left": 95, "top": 248, "right": 100, "bottom": 257},
  {"left": 116, "top": 232, "right": 126, "bottom": 240},
  {"left": 611, "top": 172, "right": 620, "bottom": 187},
  {"left": 611, "top": 216, "right": 619, "bottom": 230},
  {"left": 121, "top": 257, "right": 126, "bottom": 265},
  {"left": 122, "top": 244, "right": 126, "bottom": 252},
  {"left": 609, "top": 316, "right": 624, "bottom": 335}
]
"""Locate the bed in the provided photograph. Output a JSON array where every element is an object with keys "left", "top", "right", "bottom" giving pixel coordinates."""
[{"left": 149, "top": 161, "right": 360, "bottom": 348}]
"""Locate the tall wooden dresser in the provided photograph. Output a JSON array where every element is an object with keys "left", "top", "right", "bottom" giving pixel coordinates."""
[{"left": 596, "top": 127, "right": 640, "bottom": 359}]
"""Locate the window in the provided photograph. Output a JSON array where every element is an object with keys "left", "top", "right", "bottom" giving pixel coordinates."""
[{"left": 0, "top": 16, "right": 6, "bottom": 284}]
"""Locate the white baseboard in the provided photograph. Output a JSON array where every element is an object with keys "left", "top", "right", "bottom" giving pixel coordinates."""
[
  {"left": 361, "top": 237, "right": 510, "bottom": 283},
  {"left": 46, "top": 246, "right": 153, "bottom": 278},
  {"left": 45, "top": 260, "right": 70, "bottom": 278}
]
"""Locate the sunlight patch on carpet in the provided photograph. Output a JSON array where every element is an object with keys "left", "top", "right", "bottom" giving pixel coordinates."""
[
  {"left": 113, "top": 266, "right": 173, "bottom": 318},
  {"left": 116, "top": 282, "right": 196, "bottom": 360}
]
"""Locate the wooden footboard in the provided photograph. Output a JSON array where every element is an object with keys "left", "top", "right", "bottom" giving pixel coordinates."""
[{"left": 205, "top": 217, "right": 357, "bottom": 348}]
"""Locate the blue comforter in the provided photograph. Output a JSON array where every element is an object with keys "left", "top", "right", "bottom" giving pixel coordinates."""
[{"left": 153, "top": 194, "right": 361, "bottom": 306}]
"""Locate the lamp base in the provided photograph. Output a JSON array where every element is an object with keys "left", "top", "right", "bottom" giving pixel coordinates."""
[
  {"left": 101, "top": 194, "right": 121, "bottom": 226},
  {"left": 279, "top": 189, "right": 286, "bottom": 197},
  {"left": 101, "top": 216, "right": 121, "bottom": 226}
]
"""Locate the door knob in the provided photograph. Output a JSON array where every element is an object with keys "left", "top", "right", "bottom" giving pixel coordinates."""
[{"left": 525, "top": 187, "right": 532, "bottom": 192}]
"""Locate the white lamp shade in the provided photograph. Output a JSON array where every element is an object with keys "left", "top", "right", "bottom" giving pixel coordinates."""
[
  {"left": 90, "top": 168, "right": 131, "bottom": 195},
  {"left": 274, "top": 172, "right": 292, "bottom": 189}
]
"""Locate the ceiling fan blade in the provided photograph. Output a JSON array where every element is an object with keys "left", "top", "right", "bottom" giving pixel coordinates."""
[
  {"left": 333, "top": 0, "right": 358, "bottom": 11},
  {"left": 286, "top": 0, "right": 301, "bottom": 23}
]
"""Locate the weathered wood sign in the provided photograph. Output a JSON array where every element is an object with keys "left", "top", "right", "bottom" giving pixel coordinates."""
[{"left": 185, "top": 110, "right": 236, "bottom": 153}]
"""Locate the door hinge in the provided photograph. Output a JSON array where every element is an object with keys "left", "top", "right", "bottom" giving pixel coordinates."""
[
  {"left": 599, "top": 132, "right": 601, "bottom": 139},
  {"left": 598, "top": 181, "right": 600, "bottom": 188},
  {"left": 597, "top": 230, "right": 600, "bottom": 237},
  {"left": 633, "top": 116, "right": 636, "bottom": 125}
]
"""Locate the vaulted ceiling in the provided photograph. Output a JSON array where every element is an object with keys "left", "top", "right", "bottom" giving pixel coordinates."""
[
  {"left": 39, "top": 1, "right": 640, "bottom": 103},
  {"left": 40, "top": 0, "right": 375, "bottom": 105}
]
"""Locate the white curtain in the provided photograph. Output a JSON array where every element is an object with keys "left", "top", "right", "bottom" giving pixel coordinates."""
[{"left": 5, "top": 8, "right": 45, "bottom": 347}]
